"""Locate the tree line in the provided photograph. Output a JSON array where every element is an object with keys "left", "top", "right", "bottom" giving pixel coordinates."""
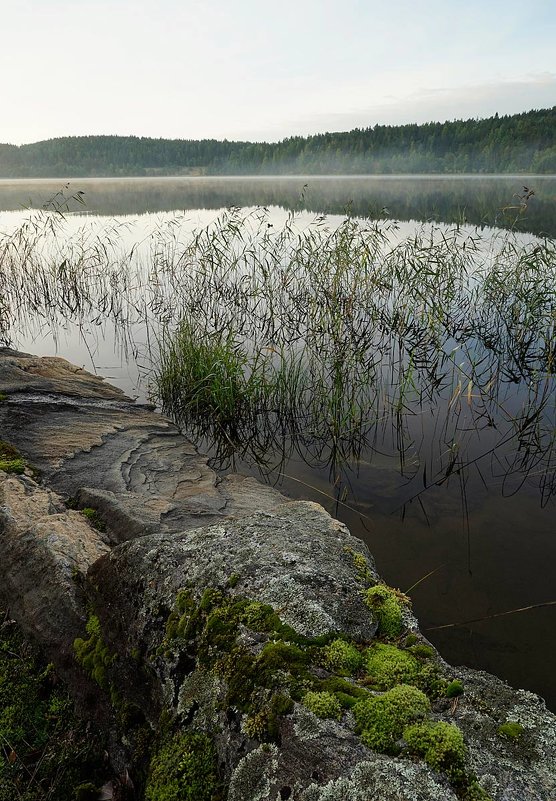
[{"left": 1, "top": 107, "right": 555, "bottom": 177}]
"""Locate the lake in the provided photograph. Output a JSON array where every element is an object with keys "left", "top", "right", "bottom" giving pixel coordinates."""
[{"left": 1, "top": 174, "right": 555, "bottom": 711}]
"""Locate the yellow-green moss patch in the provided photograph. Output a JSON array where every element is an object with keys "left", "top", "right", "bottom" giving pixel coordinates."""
[
  {"left": 404, "top": 720, "right": 467, "bottom": 785},
  {"left": 145, "top": 732, "right": 220, "bottom": 801},
  {"left": 364, "top": 643, "right": 420, "bottom": 690},
  {"left": 73, "top": 615, "right": 115, "bottom": 689},
  {"left": 321, "top": 638, "right": 364, "bottom": 675},
  {"left": 497, "top": 720, "right": 524, "bottom": 739},
  {"left": 0, "top": 440, "right": 26, "bottom": 475},
  {"left": 353, "top": 684, "right": 430, "bottom": 752},
  {"left": 364, "top": 584, "right": 409, "bottom": 637},
  {"left": 302, "top": 690, "right": 342, "bottom": 720}
]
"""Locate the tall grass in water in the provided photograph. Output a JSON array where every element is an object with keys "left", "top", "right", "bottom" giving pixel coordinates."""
[{"left": 1, "top": 203, "right": 555, "bottom": 501}]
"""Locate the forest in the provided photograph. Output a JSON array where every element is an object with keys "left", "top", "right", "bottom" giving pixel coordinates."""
[{"left": 0, "top": 107, "right": 555, "bottom": 177}]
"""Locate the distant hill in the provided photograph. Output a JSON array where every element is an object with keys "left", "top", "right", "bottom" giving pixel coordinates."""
[{"left": 1, "top": 107, "right": 555, "bottom": 177}]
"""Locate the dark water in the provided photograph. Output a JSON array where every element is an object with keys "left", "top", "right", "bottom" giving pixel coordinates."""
[
  {"left": 1, "top": 175, "right": 555, "bottom": 711},
  {"left": 0, "top": 174, "right": 555, "bottom": 236}
]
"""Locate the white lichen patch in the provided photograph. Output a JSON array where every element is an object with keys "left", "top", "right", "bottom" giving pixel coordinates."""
[
  {"left": 507, "top": 689, "right": 556, "bottom": 760},
  {"left": 177, "top": 668, "right": 222, "bottom": 729},
  {"left": 259, "top": 576, "right": 337, "bottom": 637},
  {"left": 300, "top": 757, "right": 457, "bottom": 801},
  {"left": 228, "top": 744, "right": 279, "bottom": 801},
  {"left": 292, "top": 704, "right": 351, "bottom": 743}
]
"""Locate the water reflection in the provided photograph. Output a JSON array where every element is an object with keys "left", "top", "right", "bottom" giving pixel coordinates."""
[{"left": 0, "top": 174, "right": 555, "bottom": 236}]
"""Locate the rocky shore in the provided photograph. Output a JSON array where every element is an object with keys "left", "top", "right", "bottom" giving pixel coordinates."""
[{"left": 0, "top": 347, "right": 555, "bottom": 801}]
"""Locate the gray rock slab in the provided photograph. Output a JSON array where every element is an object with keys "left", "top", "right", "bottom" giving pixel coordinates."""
[
  {"left": 0, "top": 348, "right": 287, "bottom": 541},
  {"left": 87, "top": 502, "right": 556, "bottom": 801}
]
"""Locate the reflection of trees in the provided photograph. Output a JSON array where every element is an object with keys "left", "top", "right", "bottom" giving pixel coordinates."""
[{"left": 1, "top": 176, "right": 554, "bottom": 237}]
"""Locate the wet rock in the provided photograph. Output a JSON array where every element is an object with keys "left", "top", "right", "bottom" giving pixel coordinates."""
[{"left": 0, "top": 348, "right": 287, "bottom": 540}]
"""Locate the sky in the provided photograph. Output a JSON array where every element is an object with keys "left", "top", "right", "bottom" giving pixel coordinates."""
[{"left": 2, "top": 0, "right": 555, "bottom": 145}]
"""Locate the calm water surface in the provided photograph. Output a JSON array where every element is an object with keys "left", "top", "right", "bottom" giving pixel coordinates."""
[
  {"left": 0, "top": 174, "right": 555, "bottom": 235},
  {"left": 1, "top": 176, "right": 555, "bottom": 710}
]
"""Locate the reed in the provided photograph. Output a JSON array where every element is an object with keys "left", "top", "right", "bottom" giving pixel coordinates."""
[{"left": 0, "top": 204, "right": 554, "bottom": 495}]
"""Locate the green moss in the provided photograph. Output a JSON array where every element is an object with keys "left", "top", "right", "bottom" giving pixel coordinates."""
[
  {"left": 497, "top": 720, "right": 524, "bottom": 739},
  {"left": 74, "top": 783, "right": 99, "bottom": 801},
  {"left": 353, "top": 684, "right": 430, "bottom": 753},
  {"left": 243, "top": 693, "right": 294, "bottom": 741},
  {"left": 73, "top": 615, "right": 115, "bottom": 689},
  {"left": 463, "top": 781, "right": 494, "bottom": 801},
  {"left": 79, "top": 507, "right": 106, "bottom": 533},
  {"left": 243, "top": 708, "right": 271, "bottom": 739},
  {"left": 0, "top": 457, "right": 25, "bottom": 474},
  {"left": 321, "top": 638, "right": 364, "bottom": 675},
  {"left": 345, "top": 547, "right": 375, "bottom": 586},
  {"left": 0, "top": 392, "right": 7, "bottom": 402},
  {"left": 403, "top": 721, "right": 467, "bottom": 783},
  {"left": 145, "top": 733, "right": 219, "bottom": 801},
  {"left": 414, "top": 662, "right": 450, "bottom": 700},
  {"left": 240, "top": 601, "right": 283, "bottom": 632},
  {"left": 156, "top": 585, "right": 491, "bottom": 801},
  {"left": 407, "top": 644, "right": 436, "bottom": 660},
  {"left": 0, "top": 440, "right": 26, "bottom": 474},
  {"left": 364, "top": 643, "right": 420, "bottom": 690},
  {"left": 227, "top": 573, "right": 240, "bottom": 588},
  {"left": 0, "top": 613, "right": 106, "bottom": 801},
  {"left": 446, "top": 679, "right": 464, "bottom": 698},
  {"left": 256, "top": 640, "right": 309, "bottom": 678},
  {"left": 302, "top": 690, "right": 342, "bottom": 720},
  {"left": 199, "top": 587, "right": 225, "bottom": 612},
  {"left": 364, "top": 584, "right": 408, "bottom": 637}
]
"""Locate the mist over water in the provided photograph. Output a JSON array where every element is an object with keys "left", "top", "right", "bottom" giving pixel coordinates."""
[{"left": 0, "top": 174, "right": 555, "bottom": 236}]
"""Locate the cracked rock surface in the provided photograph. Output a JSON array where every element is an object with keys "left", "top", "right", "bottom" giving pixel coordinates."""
[{"left": 0, "top": 347, "right": 286, "bottom": 542}]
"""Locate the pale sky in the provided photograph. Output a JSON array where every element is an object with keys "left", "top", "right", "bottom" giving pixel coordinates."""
[{"left": 2, "top": 0, "right": 555, "bottom": 145}]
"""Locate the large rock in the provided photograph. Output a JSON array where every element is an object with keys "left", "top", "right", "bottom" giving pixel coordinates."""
[{"left": 82, "top": 501, "right": 555, "bottom": 801}]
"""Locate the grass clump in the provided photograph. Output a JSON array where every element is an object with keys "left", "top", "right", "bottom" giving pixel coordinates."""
[
  {"left": 364, "top": 643, "right": 420, "bottom": 690},
  {"left": 156, "top": 322, "right": 253, "bottom": 429},
  {"left": 302, "top": 691, "right": 342, "bottom": 720},
  {"left": 145, "top": 732, "right": 219, "bottom": 801},
  {"left": 497, "top": 720, "right": 524, "bottom": 739},
  {"left": 353, "top": 684, "right": 430, "bottom": 752},
  {"left": 364, "top": 584, "right": 408, "bottom": 637},
  {"left": 321, "top": 638, "right": 364, "bottom": 675}
]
